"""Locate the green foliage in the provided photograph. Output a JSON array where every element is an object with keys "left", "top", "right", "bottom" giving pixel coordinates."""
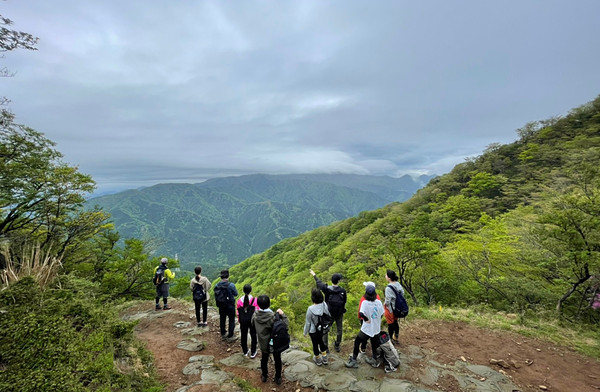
[
  {"left": 228, "top": 95, "right": 600, "bottom": 328},
  {"left": 0, "top": 276, "right": 162, "bottom": 392},
  {"left": 0, "top": 110, "right": 109, "bottom": 271},
  {"left": 87, "top": 174, "right": 430, "bottom": 279}
]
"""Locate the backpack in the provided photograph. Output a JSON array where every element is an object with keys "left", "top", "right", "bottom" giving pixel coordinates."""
[
  {"left": 238, "top": 297, "right": 256, "bottom": 324},
  {"left": 153, "top": 267, "right": 166, "bottom": 286},
  {"left": 192, "top": 281, "right": 206, "bottom": 302},
  {"left": 378, "top": 339, "right": 400, "bottom": 368},
  {"left": 213, "top": 282, "right": 230, "bottom": 307},
  {"left": 326, "top": 287, "right": 346, "bottom": 317},
  {"left": 388, "top": 285, "right": 409, "bottom": 318},
  {"left": 315, "top": 306, "right": 333, "bottom": 334},
  {"left": 270, "top": 313, "right": 290, "bottom": 354}
]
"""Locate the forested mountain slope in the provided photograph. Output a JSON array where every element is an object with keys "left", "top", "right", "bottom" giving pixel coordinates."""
[
  {"left": 88, "top": 174, "right": 429, "bottom": 277},
  {"left": 231, "top": 96, "right": 600, "bottom": 328}
]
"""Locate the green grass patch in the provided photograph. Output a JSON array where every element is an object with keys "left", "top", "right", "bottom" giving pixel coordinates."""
[{"left": 411, "top": 305, "right": 600, "bottom": 359}]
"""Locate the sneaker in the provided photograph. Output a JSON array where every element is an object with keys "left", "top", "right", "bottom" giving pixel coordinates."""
[
  {"left": 244, "top": 350, "right": 250, "bottom": 357},
  {"left": 155, "top": 304, "right": 161, "bottom": 310},
  {"left": 274, "top": 377, "right": 282, "bottom": 385},
  {"left": 321, "top": 352, "right": 328, "bottom": 365},
  {"left": 163, "top": 305, "right": 172, "bottom": 310},
  {"left": 250, "top": 351, "right": 258, "bottom": 358},
  {"left": 313, "top": 355, "right": 323, "bottom": 366},
  {"left": 345, "top": 356, "right": 358, "bottom": 368},
  {"left": 261, "top": 374, "right": 267, "bottom": 383},
  {"left": 391, "top": 337, "right": 400, "bottom": 345},
  {"left": 197, "top": 322, "right": 202, "bottom": 327},
  {"left": 334, "top": 342, "right": 341, "bottom": 352},
  {"left": 226, "top": 335, "right": 238, "bottom": 343},
  {"left": 365, "top": 356, "right": 381, "bottom": 368},
  {"left": 384, "top": 364, "right": 397, "bottom": 373},
  {"left": 221, "top": 334, "right": 228, "bottom": 341}
]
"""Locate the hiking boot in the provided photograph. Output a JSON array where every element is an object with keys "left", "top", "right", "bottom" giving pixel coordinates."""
[
  {"left": 274, "top": 377, "right": 282, "bottom": 385},
  {"left": 226, "top": 335, "right": 238, "bottom": 343},
  {"left": 334, "top": 342, "right": 341, "bottom": 352},
  {"left": 321, "top": 352, "right": 328, "bottom": 365},
  {"left": 261, "top": 374, "right": 267, "bottom": 383},
  {"left": 250, "top": 351, "right": 258, "bottom": 358},
  {"left": 221, "top": 334, "right": 228, "bottom": 341},
  {"left": 384, "top": 364, "right": 397, "bottom": 373},
  {"left": 163, "top": 305, "right": 172, "bottom": 310},
  {"left": 365, "top": 356, "right": 381, "bottom": 368},
  {"left": 313, "top": 355, "right": 323, "bottom": 366},
  {"left": 345, "top": 356, "right": 358, "bottom": 368}
]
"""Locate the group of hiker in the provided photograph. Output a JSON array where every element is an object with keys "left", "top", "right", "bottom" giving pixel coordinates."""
[{"left": 153, "top": 257, "right": 408, "bottom": 383}]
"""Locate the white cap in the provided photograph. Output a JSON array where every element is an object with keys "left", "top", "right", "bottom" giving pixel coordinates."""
[
  {"left": 362, "top": 281, "right": 376, "bottom": 288},
  {"left": 160, "top": 257, "right": 168, "bottom": 264}
]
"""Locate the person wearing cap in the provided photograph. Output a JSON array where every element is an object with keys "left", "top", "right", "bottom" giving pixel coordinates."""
[
  {"left": 154, "top": 257, "right": 175, "bottom": 310},
  {"left": 345, "top": 283, "right": 384, "bottom": 369},
  {"left": 310, "top": 269, "right": 347, "bottom": 352},
  {"left": 357, "top": 282, "right": 381, "bottom": 353}
]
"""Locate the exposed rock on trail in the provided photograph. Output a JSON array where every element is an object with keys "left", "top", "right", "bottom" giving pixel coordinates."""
[{"left": 122, "top": 300, "right": 600, "bottom": 392}]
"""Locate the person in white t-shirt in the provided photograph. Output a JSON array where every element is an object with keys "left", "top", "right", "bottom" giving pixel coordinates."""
[{"left": 345, "top": 283, "right": 384, "bottom": 368}]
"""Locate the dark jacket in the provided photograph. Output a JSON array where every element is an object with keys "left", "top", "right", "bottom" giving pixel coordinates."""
[
  {"left": 214, "top": 280, "right": 238, "bottom": 309},
  {"left": 252, "top": 309, "right": 289, "bottom": 353},
  {"left": 314, "top": 275, "right": 347, "bottom": 316}
]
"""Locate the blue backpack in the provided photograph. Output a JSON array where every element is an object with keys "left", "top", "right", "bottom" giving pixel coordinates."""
[{"left": 388, "top": 285, "right": 409, "bottom": 318}]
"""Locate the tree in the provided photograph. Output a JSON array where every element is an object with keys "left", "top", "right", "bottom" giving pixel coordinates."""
[
  {"left": 448, "top": 214, "right": 516, "bottom": 305},
  {"left": 0, "top": 110, "right": 108, "bottom": 270},
  {"left": 1, "top": 13, "right": 38, "bottom": 104},
  {"left": 533, "top": 160, "right": 600, "bottom": 316},
  {"left": 383, "top": 234, "right": 440, "bottom": 306}
]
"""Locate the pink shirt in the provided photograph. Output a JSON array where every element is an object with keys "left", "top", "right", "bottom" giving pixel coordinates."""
[{"left": 236, "top": 295, "right": 260, "bottom": 319}]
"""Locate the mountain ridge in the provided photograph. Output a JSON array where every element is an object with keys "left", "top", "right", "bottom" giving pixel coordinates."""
[{"left": 87, "top": 173, "right": 432, "bottom": 277}]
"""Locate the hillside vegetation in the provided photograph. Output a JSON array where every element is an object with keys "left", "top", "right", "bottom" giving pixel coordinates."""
[
  {"left": 231, "top": 96, "right": 600, "bottom": 336},
  {"left": 88, "top": 173, "right": 431, "bottom": 278}
]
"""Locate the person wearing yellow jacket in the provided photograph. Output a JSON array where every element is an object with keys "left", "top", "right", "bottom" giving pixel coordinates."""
[{"left": 154, "top": 257, "right": 175, "bottom": 310}]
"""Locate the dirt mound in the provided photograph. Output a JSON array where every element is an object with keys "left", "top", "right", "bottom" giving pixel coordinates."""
[{"left": 124, "top": 300, "right": 600, "bottom": 392}]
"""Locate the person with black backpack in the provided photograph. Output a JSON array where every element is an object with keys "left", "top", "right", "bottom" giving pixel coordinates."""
[
  {"left": 384, "top": 269, "right": 407, "bottom": 345},
  {"left": 303, "top": 288, "right": 332, "bottom": 366},
  {"left": 251, "top": 294, "right": 289, "bottom": 385},
  {"left": 189, "top": 265, "right": 211, "bottom": 327},
  {"left": 236, "top": 284, "right": 259, "bottom": 358},
  {"left": 153, "top": 257, "right": 175, "bottom": 310},
  {"left": 310, "top": 269, "right": 346, "bottom": 352},
  {"left": 213, "top": 269, "right": 238, "bottom": 342}
]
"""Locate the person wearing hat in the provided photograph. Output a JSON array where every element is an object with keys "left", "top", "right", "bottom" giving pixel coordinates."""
[
  {"left": 154, "top": 257, "right": 175, "bottom": 310},
  {"left": 310, "top": 269, "right": 347, "bottom": 352},
  {"left": 345, "top": 283, "right": 384, "bottom": 369},
  {"left": 357, "top": 282, "right": 381, "bottom": 353}
]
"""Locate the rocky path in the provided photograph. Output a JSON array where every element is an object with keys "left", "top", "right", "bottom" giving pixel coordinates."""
[{"left": 122, "top": 300, "right": 600, "bottom": 392}]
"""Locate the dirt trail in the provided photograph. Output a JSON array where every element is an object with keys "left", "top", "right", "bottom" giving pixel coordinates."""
[{"left": 123, "top": 299, "right": 600, "bottom": 392}]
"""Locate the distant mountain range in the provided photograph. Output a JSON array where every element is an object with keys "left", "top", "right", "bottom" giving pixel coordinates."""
[{"left": 87, "top": 173, "right": 433, "bottom": 278}]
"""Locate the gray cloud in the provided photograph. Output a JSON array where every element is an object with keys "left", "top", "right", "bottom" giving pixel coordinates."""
[{"left": 3, "top": 0, "right": 600, "bottom": 194}]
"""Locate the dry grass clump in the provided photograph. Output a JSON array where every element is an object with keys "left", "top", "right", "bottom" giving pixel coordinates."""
[{"left": 0, "top": 242, "right": 61, "bottom": 290}]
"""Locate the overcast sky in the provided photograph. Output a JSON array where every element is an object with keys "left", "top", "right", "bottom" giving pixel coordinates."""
[{"left": 3, "top": 1, "right": 600, "bottom": 195}]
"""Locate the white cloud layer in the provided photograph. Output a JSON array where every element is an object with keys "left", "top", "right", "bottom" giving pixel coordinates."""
[{"left": 3, "top": 0, "right": 600, "bottom": 194}]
